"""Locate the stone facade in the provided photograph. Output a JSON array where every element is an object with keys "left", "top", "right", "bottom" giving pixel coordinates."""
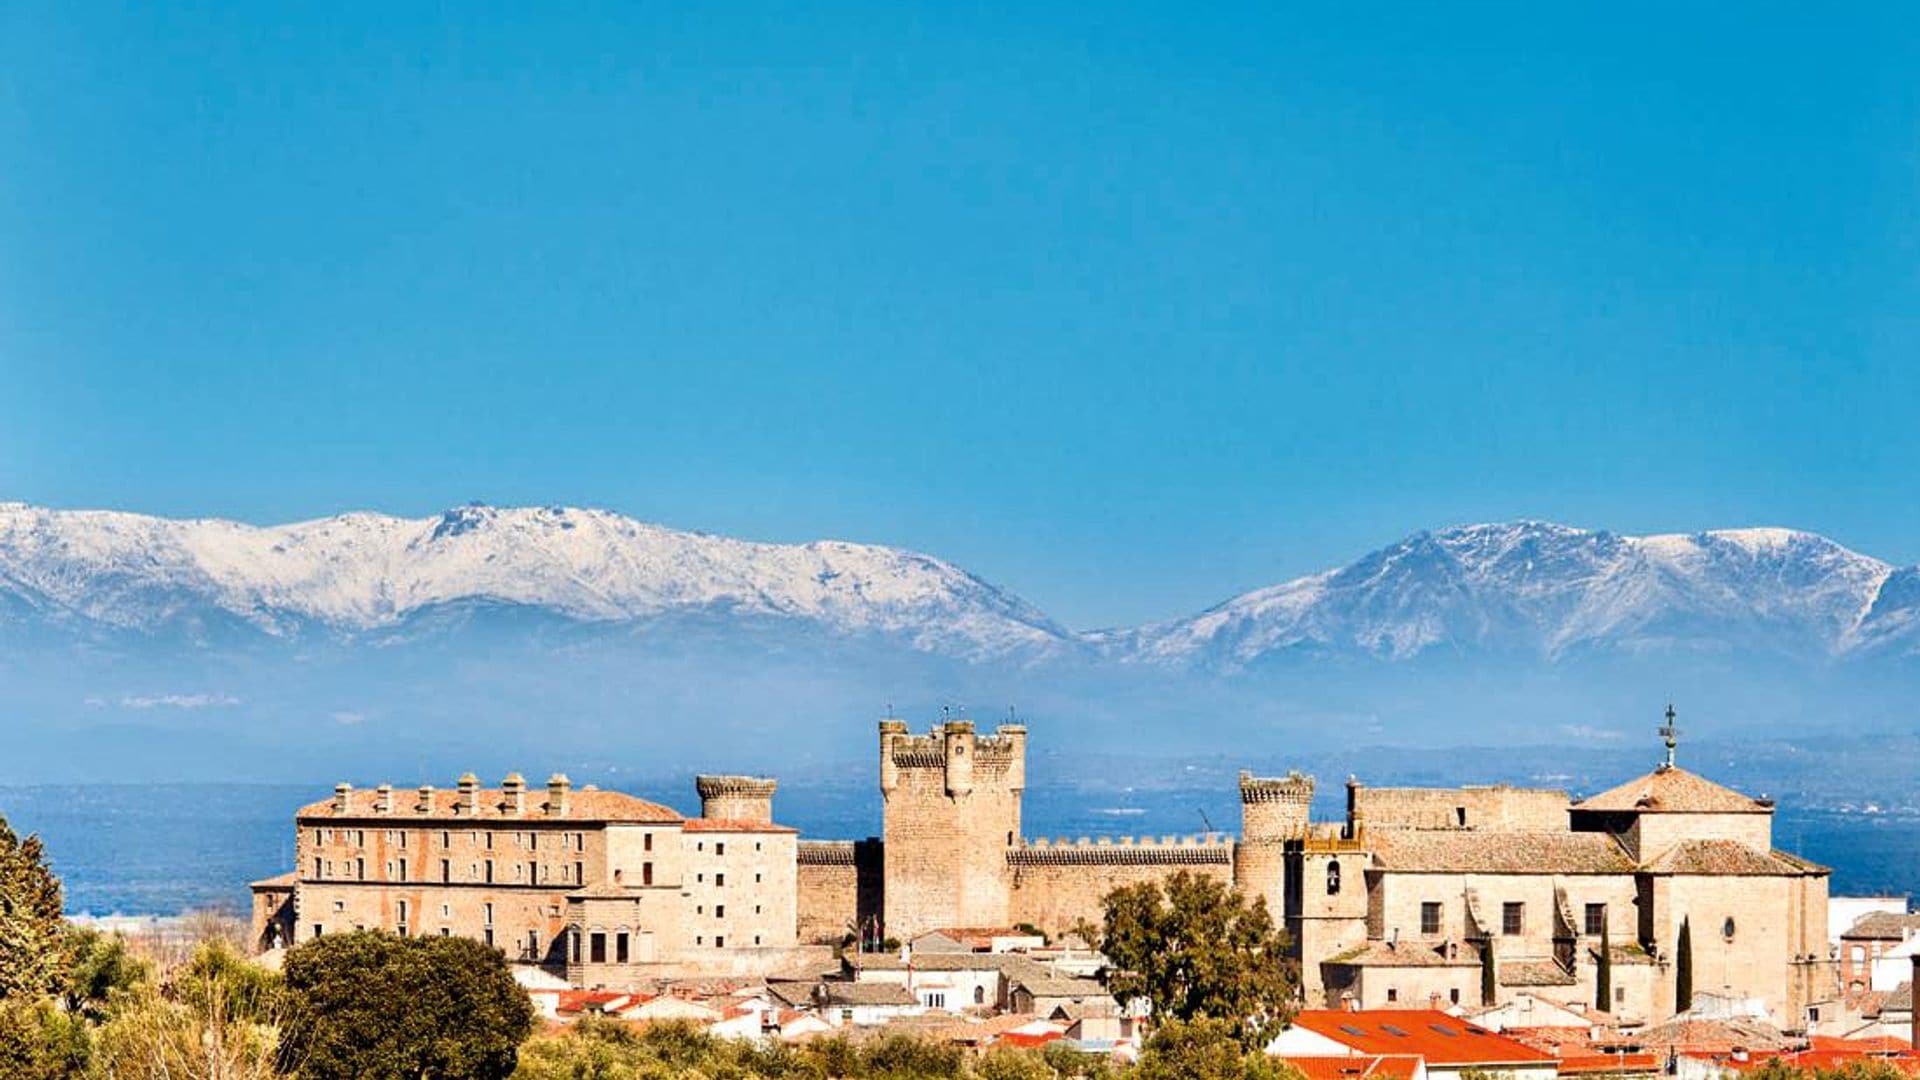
[{"left": 250, "top": 771, "right": 803, "bottom": 987}]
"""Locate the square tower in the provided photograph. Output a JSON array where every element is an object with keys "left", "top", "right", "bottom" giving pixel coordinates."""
[{"left": 878, "top": 719, "right": 1025, "bottom": 940}]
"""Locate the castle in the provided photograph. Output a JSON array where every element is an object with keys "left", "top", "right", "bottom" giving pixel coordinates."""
[
  {"left": 251, "top": 710, "right": 1834, "bottom": 1028},
  {"left": 795, "top": 715, "right": 1832, "bottom": 1026}
]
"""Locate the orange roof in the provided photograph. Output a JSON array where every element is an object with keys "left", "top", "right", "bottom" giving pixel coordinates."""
[
  {"left": 997, "top": 1031, "right": 1067, "bottom": 1049},
  {"left": 1726, "top": 1050, "right": 1920, "bottom": 1075},
  {"left": 1811, "top": 1036, "right": 1916, "bottom": 1054},
  {"left": 1556, "top": 1053, "right": 1663, "bottom": 1075},
  {"left": 684, "top": 818, "right": 798, "bottom": 833},
  {"left": 1291, "top": 1010, "right": 1557, "bottom": 1067},
  {"left": 1573, "top": 766, "right": 1770, "bottom": 814},
  {"left": 299, "top": 786, "right": 682, "bottom": 824},
  {"left": 1280, "top": 1054, "right": 1424, "bottom": 1080}
]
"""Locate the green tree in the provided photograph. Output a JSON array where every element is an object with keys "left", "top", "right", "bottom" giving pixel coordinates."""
[
  {"left": 0, "top": 816, "right": 67, "bottom": 1001},
  {"left": 1595, "top": 922, "right": 1612, "bottom": 1014},
  {"left": 1675, "top": 918, "right": 1694, "bottom": 1014},
  {"left": 1100, "top": 871, "right": 1295, "bottom": 1049},
  {"left": 1134, "top": 1018, "right": 1301, "bottom": 1080},
  {"left": 1479, "top": 939, "right": 1496, "bottom": 1006},
  {"left": 60, "top": 925, "right": 150, "bottom": 1021},
  {"left": 0, "top": 997, "right": 91, "bottom": 1080},
  {"left": 279, "top": 931, "right": 535, "bottom": 1080}
]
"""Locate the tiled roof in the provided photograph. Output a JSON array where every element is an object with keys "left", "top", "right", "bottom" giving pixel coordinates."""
[
  {"left": 1290, "top": 1010, "right": 1557, "bottom": 1066},
  {"left": 1558, "top": 1052, "right": 1663, "bottom": 1074},
  {"left": 1843, "top": 912, "right": 1920, "bottom": 940},
  {"left": 249, "top": 871, "right": 297, "bottom": 889},
  {"left": 816, "top": 982, "right": 918, "bottom": 1007},
  {"left": 1013, "top": 976, "right": 1106, "bottom": 999},
  {"left": 1326, "top": 941, "right": 1480, "bottom": 969},
  {"left": 1640, "top": 839, "right": 1825, "bottom": 876},
  {"left": 1498, "top": 960, "right": 1578, "bottom": 987},
  {"left": 1279, "top": 1054, "right": 1424, "bottom": 1080},
  {"left": 683, "top": 818, "right": 797, "bottom": 833},
  {"left": 1634, "top": 1015, "right": 1794, "bottom": 1054},
  {"left": 846, "top": 951, "right": 1049, "bottom": 980},
  {"left": 1370, "top": 830, "right": 1634, "bottom": 874},
  {"left": 299, "top": 786, "right": 682, "bottom": 824},
  {"left": 1573, "top": 766, "right": 1771, "bottom": 815}
]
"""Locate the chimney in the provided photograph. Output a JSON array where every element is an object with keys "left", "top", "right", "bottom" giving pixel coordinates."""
[
  {"left": 457, "top": 773, "right": 480, "bottom": 815},
  {"left": 502, "top": 774, "right": 526, "bottom": 816},
  {"left": 546, "top": 773, "right": 571, "bottom": 816},
  {"left": 333, "top": 782, "right": 352, "bottom": 813},
  {"left": 375, "top": 784, "right": 393, "bottom": 814},
  {"left": 417, "top": 784, "right": 435, "bottom": 814}
]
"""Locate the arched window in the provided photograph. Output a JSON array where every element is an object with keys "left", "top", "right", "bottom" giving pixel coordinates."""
[
  {"left": 974, "top": 985, "right": 986, "bottom": 1005},
  {"left": 1722, "top": 917, "right": 1736, "bottom": 942},
  {"left": 1326, "top": 860, "right": 1341, "bottom": 895}
]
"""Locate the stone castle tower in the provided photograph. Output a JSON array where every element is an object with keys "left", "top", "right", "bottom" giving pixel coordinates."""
[
  {"left": 695, "top": 775, "right": 778, "bottom": 823},
  {"left": 1235, "top": 770, "right": 1314, "bottom": 921},
  {"left": 879, "top": 718, "right": 1026, "bottom": 940}
]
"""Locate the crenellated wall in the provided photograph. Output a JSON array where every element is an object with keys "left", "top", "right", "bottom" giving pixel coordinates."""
[
  {"left": 796, "top": 838, "right": 884, "bottom": 944},
  {"left": 1007, "top": 835, "right": 1235, "bottom": 936},
  {"left": 880, "top": 720, "right": 1025, "bottom": 939}
]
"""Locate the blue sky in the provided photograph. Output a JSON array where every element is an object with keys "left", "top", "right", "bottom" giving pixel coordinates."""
[{"left": 2, "top": 4, "right": 1916, "bottom": 629}]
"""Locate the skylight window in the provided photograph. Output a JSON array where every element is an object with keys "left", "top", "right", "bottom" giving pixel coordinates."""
[
  {"left": 1429, "top": 1023, "right": 1459, "bottom": 1037},
  {"left": 1339, "top": 1024, "right": 1368, "bottom": 1037},
  {"left": 1382, "top": 1024, "right": 1410, "bottom": 1036}
]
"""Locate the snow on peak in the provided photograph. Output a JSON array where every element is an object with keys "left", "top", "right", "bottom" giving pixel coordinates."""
[{"left": 0, "top": 503, "right": 1068, "bottom": 657}]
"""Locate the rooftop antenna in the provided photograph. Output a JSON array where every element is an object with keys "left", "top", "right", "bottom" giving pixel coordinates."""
[
  {"left": 1659, "top": 703, "right": 1680, "bottom": 770},
  {"left": 1198, "top": 808, "right": 1216, "bottom": 833}
]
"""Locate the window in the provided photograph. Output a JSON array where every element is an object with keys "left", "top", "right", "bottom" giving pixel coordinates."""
[
  {"left": 1585, "top": 903, "right": 1607, "bottom": 936},
  {"left": 616, "top": 933, "right": 630, "bottom": 963},
  {"left": 926, "top": 992, "right": 945, "bottom": 1009},
  {"left": 589, "top": 933, "right": 606, "bottom": 963},
  {"left": 755, "top": 841, "right": 762, "bottom": 852},
  {"left": 397, "top": 832, "right": 407, "bottom": 848},
  {"left": 715, "top": 905, "right": 725, "bottom": 919},
  {"left": 440, "top": 859, "right": 451, "bottom": 883},
  {"left": 398, "top": 900, "right": 409, "bottom": 925},
  {"left": 313, "top": 856, "right": 323, "bottom": 878},
  {"left": 1722, "top": 916, "right": 1737, "bottom": 942},
  {"left": 528, "top": 861, "right": 537, "bottom": 883},
  {"left": 441, "top": 903, "right": 451, "bottom": 918},
  {"left": 438, "top": 928, "right": 449, "bottom": 937},
  {"left": 355, "top": 858, "right": 365, "bottom": 880},
  {"left": 716, "top": 842, "right": 726, "bottom": 856},
  {"left": 483, "top": 903, "right": 493, "bottom": 925},
  {"left": 333, "top": 899, "right": 345, "bottom": 912},
  {"left": 715, "top": 936, "right": 724, "bottom": 948},
  {"left": 716, "top": 873, "right": 725, "bottom": 888},
  {"left": 527, "top": 930, "right": 539, "bottom": 958},
  {"left": 755, "top": 873, "right": 762, "bottom": 884},
  {"left": 528, "top": 832, "right": 538, "bottom": 850},
  {"left": 1615, "top": 987, "right": 1626, "bottom": 1005},
  {"left": 1503, "top": 902, "right": 1524, "bottom": 936},
  {"left": 754, "top": 935, "right": 761, "bottom": 945},
  {"left": 312, "top": 924, "right": 323, "bottom": 938},
  {"left": 484, "top": 832, "right": 493, "bottom": 850},
  {"left": 1455, "top": 807, "right": 1467, "bottom": 827},
  {"left": 483, "top": 928, "right": 493, "bottom": 947},
  {"left": 974, "top": 986, "right": 986, "bottom": 1005},
  {"left": 643, "top": 832, "right": 652, "bottom": 852},
  {"left": 697, "top": 873, "right": 704, "bottom": 884},
  {"left": 1326, "top": 860, "right": 1341, "bottom": 895},
  {"left": 1449, "top": 988, "right": 1460, "bottom": 1004},
  {"left": 398, "top": 858, "right": 408, "bottom": 881},
  {"left": 1421, "top": 902, "right": 1442, "bottom": 936},
  {"left": 573, "top": 861, "right": 582, "bottom": 884},
  {"left": 440, "top": 831, "right": 450, "bottom": 847},
  {"left": 643, "top": 863, "right": 653, "bottom": 885},
  {"left": 1386, "top": 988, "right": 1398, "bottom": 1003},
  {"left": 484, "top": 860, "right": 494, "bottom": 883}
]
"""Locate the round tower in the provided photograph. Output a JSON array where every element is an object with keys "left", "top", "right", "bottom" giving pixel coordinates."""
[
  {"left": 695, "top": 775, "right": 779, "bottom": 823},
  {"left": 1235, "top": 771, "right": 1314, "bottom": 919}
]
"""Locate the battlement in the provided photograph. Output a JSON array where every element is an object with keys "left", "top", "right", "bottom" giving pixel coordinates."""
[
  {"left": 695, "top": 775, "right": 778, "bottom": 799},
  {"left": 1010, "top": 834, "right": 1234, "bottom": 866},
  {"left": 881, "top": 721, "right": 1026, "bottom": 767},
  {"left": 1240, "top": 770, "right": 1315, "bottom": 805},
  {"left": 798, "top": 840, "right": 857, "bottom": 866}
]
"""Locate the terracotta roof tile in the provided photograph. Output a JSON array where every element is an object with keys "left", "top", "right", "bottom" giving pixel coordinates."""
[
  {"left": 1843, "top": 912, "right": 1920, "bottom": 940},
  {"left": 1640, "top": 839, "right": 1825, "bottom": 876},
  {"left": 299, "top": 786, "right": 682, "bottom": 824},
  {"left": 1573, "top": 766, "right": 1771, "bottom": 814},
  {"left": 1279, "top": 1055, "right": 1425, "bottom": 1080},
  {"left": 1370, "top": 830, "right": 1634, "bottom": 874},
  {"left": 683, "top": 818, "right": 797, "bottom": 833},
  {"left": 1290, "top": 1010, "right": 1557, "bottom": 1066}
]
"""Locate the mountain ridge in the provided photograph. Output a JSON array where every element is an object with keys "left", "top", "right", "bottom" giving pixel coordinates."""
[{"left": 1, "top": 503, "right": 1915, "bottom": 666}]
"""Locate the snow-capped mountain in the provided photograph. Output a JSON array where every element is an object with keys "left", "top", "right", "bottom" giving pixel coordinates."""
[
  {"left": 0, "top": 503, "right": 1070, "bottom": 658},
  {"left": 1108, "top": 521, "right": 1917, "bottom": 667}
]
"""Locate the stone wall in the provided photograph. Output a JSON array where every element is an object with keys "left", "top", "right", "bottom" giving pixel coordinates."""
[
  {"left": 1348, "top": 782, "right": 1570, "bottom": 832},
  {"left": 797, "top": 839, "right": 883, "bottom": 944},
  {"left": 1006, "top": 836, "right": 1234, "bottom": 936}
]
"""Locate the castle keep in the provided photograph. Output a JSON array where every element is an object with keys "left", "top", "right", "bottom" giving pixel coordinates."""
[{"left": 252, "top": 711, "right": 1834, "bottom": 1029}]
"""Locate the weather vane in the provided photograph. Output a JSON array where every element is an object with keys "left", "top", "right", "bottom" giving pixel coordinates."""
[{"left": 1659, "top": 703, "right": 1679, "bottom": 769}]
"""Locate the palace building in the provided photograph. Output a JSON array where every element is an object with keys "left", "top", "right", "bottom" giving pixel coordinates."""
[{"left": 250, "top": 771, "right": 799, "bottom": 982}]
